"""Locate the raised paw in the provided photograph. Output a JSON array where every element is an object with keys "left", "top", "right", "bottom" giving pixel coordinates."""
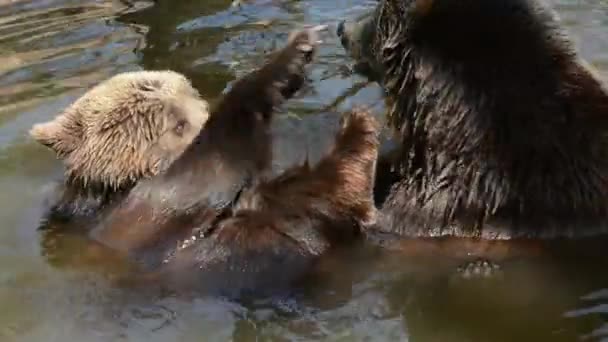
[
  {"left": 339, "top": 107, "right": 379, "bottom": 136},
  {"left": 454, "top": 258, "right": 504, "bottom": 280},
  {"left": 287, "top": 25, "right": 327, "bottom": 61}
]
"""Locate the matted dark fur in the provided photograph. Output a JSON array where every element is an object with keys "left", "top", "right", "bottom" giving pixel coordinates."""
[
  {"left": 338, "top": 0, "right": 608, "bottom": 239},
  {"left": 82, "top": 28, "right": 379, "bottom": 297}
]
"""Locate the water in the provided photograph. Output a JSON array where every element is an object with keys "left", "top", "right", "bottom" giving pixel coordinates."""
[{"left": 0, "top": 0, "right": 607, "bottom": 341}]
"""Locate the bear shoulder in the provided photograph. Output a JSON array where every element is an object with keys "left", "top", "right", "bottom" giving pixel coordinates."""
[{"left": 340, "top": 0, "right": 608, "bottom": 239}]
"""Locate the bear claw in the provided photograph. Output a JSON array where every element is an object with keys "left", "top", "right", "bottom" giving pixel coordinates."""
[{"left": 455, "top": 258, "right": 503, "bottom": 280}]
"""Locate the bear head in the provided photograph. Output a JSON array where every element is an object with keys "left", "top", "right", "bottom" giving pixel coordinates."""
[
  {"left": 30, "top": 70, "right": 210, "bottom": 193},
  {"left": 338, "top": 0, "right": 608, "bottom": 238}
]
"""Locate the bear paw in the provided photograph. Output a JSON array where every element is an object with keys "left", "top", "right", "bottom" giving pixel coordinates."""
[
  {"left": 286, "top": 24, "right": 327, "bottom": 62},
  {"left": 339, "top": 106, "right": 379, "bottom": 135}
]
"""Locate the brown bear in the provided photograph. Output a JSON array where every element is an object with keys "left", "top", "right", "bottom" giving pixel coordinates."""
[
  {"left": 31, "top": 70, "right": 210, "bottom": 218},
  {"left": 337, "top": 0, "right": 608, "bottom": 259},
  {"left": 50, "top": 26, "right": 379, "bottom": 298}
]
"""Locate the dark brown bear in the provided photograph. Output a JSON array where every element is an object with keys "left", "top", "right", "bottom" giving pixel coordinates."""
[
  {"left": 81, "top": 27, "right": 379, "bottom": 297},
  {"left": 337, "top": 0, "right": 608, "bottom": 248}
]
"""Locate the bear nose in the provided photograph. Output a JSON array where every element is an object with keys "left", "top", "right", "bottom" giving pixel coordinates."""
[{"left": 337, "top": 20, "right": 345, "bottom": 37}]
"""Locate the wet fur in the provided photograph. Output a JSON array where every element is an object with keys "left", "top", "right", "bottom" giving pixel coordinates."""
[
  {"left": 143, "top": 109, "right": 379, "bottom": 296},
  {"left": 91, "top": 30, "right": 317, "bottom": 263},
  {"left": 31, "top": 71, "right": 210, "bottom": 218},
  {"left": 340, "top": 0, "right": 608, "bottom": 240}
]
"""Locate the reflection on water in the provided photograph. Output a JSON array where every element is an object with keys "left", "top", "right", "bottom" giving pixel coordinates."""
[
  {"left": 0, "top": 0, "right": 607, "bottom": 341},
  {"left": 566, "top": 289, "right": 608, "bottom": 340}
]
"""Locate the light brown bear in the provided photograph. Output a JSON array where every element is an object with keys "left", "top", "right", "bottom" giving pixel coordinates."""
[
  {"left": 337, "top": 0, "right": 608, "bottom": 268},
  {"left": 31, "top": 70, "right": 210, "bottom": 218},
  {"left": 36, "top": 26, "right": 381, "bottom": 298}
]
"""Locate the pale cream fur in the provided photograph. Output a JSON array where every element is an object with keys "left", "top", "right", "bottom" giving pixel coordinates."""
[{"left": 30, "top": 70, "right": 210, "bottom": 190}]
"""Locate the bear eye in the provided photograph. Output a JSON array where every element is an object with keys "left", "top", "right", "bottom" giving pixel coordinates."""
[{"left": 174, "top": 120, "right": 187, "bottom": 136}]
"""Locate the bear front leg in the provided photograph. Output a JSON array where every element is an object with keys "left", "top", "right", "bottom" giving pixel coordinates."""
[{"left": 214, "top": 25, "right": 327, "bottom": 121}]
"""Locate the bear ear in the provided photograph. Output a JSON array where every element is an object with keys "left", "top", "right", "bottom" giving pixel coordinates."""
[{"left": 29, "top": 120, "right": 80, "bottom": 155}]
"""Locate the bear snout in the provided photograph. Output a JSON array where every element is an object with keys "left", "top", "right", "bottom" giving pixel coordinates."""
[{"left": 337, "top": 20, "right": 351, "bottom": 50}]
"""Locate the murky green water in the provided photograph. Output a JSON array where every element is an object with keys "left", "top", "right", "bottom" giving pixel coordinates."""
[{"left": 0, "top": 0, "right": 607, "bottom": 341}]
